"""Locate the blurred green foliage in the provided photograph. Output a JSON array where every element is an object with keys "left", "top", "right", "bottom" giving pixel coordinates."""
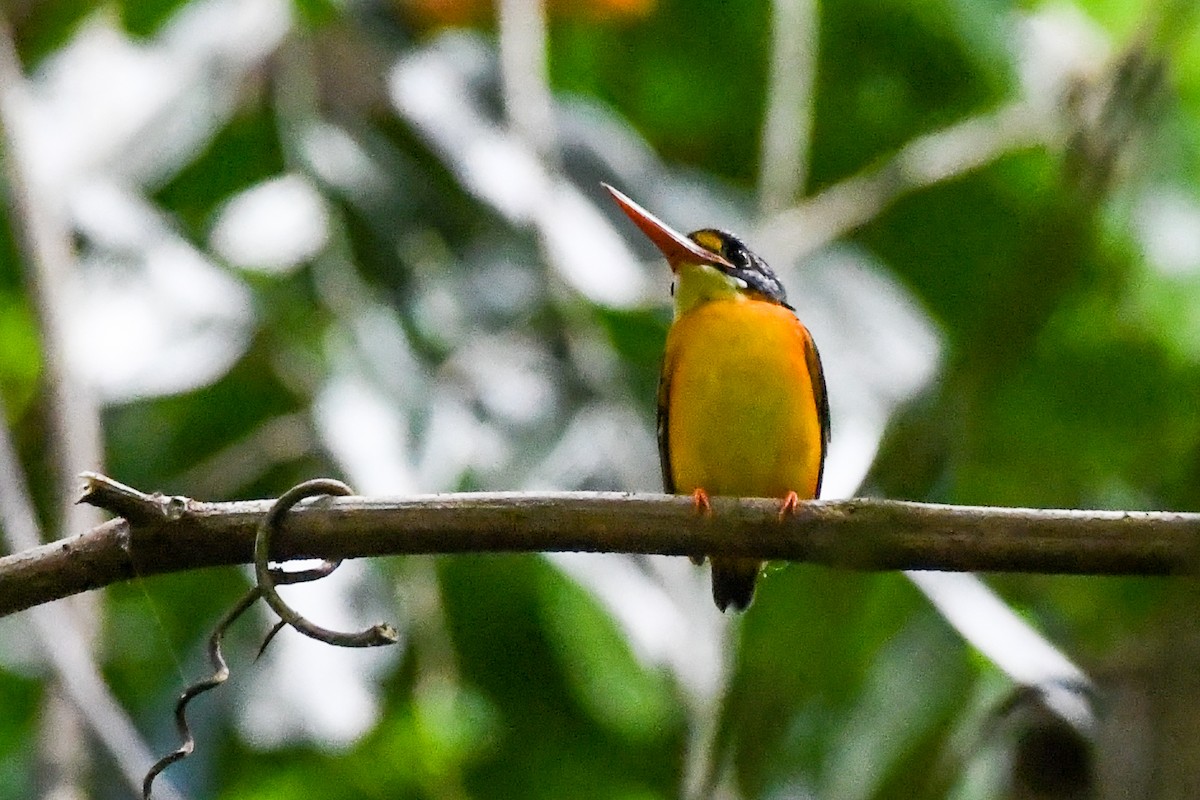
[{"left": 2, "top": 0, "right": 1200, "bottom": 798}]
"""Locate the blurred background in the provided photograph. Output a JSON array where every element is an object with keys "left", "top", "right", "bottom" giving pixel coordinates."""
[{"left": 1, "top": 0, "right": 1199, "bottom": 798}]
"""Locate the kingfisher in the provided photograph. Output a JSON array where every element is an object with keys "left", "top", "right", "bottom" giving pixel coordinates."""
[{"left": 605, "top": 184, "right": 830, "bottom": 611}]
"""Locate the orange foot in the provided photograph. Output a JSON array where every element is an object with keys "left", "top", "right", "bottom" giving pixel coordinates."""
[
  {"left": 690, "top": 488, "right": 711, "bottom": 565},
  {"left": 778, "top": 490, "right": 800, "bottom": 522}
]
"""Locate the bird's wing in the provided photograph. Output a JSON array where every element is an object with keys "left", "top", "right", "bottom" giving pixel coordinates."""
[
  {"left": 803, "top": 329, "right": 831, "bottom": 497},
  {"left": 656, "top": 361, "right": 675, "bottom": 494}
]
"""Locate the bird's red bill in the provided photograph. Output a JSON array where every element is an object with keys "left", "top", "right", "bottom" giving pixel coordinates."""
[{"left": 603, "top": 183, "right": 734, "bottom": 272}]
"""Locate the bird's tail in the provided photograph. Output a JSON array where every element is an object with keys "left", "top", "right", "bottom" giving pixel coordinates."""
[{"left": 710, "top": 558, "right": 762, "bottom": 612}]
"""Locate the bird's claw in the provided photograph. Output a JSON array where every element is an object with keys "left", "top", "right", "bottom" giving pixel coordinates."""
[
  {"left": 778, "top": 490, "right": 800, "bottom": 521},
  {"left": 689, "top": 488, "right": 712, "bottom": 565}
]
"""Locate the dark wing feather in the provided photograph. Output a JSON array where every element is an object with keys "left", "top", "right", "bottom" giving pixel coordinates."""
[
  {"left": 659, "top": 356, "right": 705, "bottom": 565},
  {"left": 656, "top": 362, "right": 675, "bottom": 493},
  {"left": 803, "top": 330, "right": 831, "bottom": 497}
]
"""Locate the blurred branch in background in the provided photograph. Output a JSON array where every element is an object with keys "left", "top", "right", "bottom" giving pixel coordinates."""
[
  {"left": 498, "top": 0, "right": 556, "bottom": 162},
  {"left": 0, "top": 13, "right": 103, "bottom": 533},
  {"left": 758, "top": 0, "right": 820, "bottom": 213},
  {"left": 0, "top": 12, "right": 114, "bottom": 800},
  {"left": 756, "top": 101, "right": 1051, "bottom": 265}
]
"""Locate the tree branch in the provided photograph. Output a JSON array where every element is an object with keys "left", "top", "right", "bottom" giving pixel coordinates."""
[
  {"left": 0, "top": 473, "right": 1196, "bottom": 617},
  {"left": 0, "top": 474, "right": 1190, "bottom": 618}
]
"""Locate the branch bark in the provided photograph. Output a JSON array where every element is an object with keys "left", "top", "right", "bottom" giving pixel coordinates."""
[{"left": 0, "top": 473, "right": 1197, "bottom": 618}]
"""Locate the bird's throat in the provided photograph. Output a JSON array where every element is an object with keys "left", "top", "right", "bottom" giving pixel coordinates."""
[{"left": 672, "top": 263, "right": 746, "bottom": 319}]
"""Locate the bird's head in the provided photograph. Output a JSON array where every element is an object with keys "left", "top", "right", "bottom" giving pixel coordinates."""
[{"left": 604, "top": 183, "right": 790, "bottom": 316}]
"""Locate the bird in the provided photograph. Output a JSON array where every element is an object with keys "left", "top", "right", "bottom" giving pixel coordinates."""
[{"left": 604, "top": 183, "right": 830, "bottom": 612}]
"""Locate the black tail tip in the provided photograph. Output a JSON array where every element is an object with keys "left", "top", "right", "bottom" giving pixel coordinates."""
[{"left": 711, "top": 563, "right": 759, "bottom": 612}]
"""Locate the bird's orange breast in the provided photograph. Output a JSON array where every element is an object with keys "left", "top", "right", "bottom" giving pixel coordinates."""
[{"left": 663, "top": 298, "right": 824, "bottom": 499}]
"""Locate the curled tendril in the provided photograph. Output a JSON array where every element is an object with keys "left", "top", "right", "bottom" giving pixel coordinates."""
[
  {"left": 143, "top": 479, "right": 398, "bottom": 799},
  {"left": 253, "top": 478, "right": 399, "bottom": 648},
  {"left": 143, "top": 587, "right": 255, "bottom": 799}
]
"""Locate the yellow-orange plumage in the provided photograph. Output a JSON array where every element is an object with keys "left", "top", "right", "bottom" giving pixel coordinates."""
[{"left": 662, "top": 299, "right": 824, "bottom": 502}]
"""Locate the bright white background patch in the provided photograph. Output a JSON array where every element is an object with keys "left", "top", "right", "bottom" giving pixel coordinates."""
[{"left": 210, "top": 174, "right": 330, "bottom": 274}]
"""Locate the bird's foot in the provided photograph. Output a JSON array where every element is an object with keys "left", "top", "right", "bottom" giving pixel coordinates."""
[
  {"left": 690, "top": 488, "right": 712, "bottom": 565},
  {"left": 778, "top": 490, "right": 800, "bottom": 521}
]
